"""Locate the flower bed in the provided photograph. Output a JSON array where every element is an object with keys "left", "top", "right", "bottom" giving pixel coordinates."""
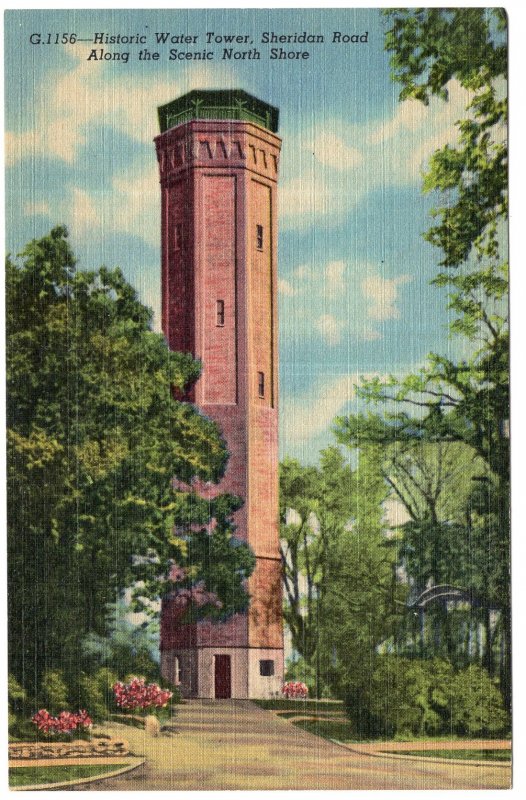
[
  {"left": 32, "top": 709, "right": 92, "bottom": 735},
  {"left": 9, "top": 737, "right": 129, "bottom": 761}
]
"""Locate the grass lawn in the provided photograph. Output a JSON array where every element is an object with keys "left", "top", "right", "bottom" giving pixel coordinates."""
[
  {"left": 253, "top": 699, "right": 343, "bottom": 712},
  {"left": 277, "top": 710, "right": 346, "bottom": 719},
  {"left": 389, "top": 749, "right": 511, "bottom": 762},
  {"left": 291, "top": 718, "right": 359, "bottom": 741},
  {"left": 9, "top": 763, "right": 130, "bottom": 787}
]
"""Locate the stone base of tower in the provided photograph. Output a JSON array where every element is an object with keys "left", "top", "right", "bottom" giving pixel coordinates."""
[
  {"left": 160, "top": 646, "right": 283, "bottom": 699},
  {"left": 160, "top": 559, "right": 284, "bottom": 699}
]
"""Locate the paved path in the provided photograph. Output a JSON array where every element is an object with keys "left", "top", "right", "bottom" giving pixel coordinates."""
[{"left": 73, "top": 700, "right": 511, "bottom": 791}]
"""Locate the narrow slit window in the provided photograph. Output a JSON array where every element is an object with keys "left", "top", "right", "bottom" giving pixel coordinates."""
[
  {"left": 174, "top": 223, "right": 184, "bottom": 251},
  {"left": 256, "top": 224, "right": 264, "bottom": 250},
  {"left": 216, "top": 300, "right": 225, "bottom": 326},
  {"left": 258, "top": 371, "right": 265, "bottom": 398}
]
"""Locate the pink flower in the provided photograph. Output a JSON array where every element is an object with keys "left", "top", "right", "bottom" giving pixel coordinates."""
[
  {"left": 31, "top": 708, "right": 93, "bottom": 734},
  {"left": 168, "top": 564, "right": 188, "bottom": 582},
  {"left": 113, "top": 678, "right": 172, "bottom": 711},
  {"left": 281, "top": 681, "right": 308, "bottom": 699}
]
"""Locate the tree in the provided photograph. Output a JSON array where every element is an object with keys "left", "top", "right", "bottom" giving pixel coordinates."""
[
  {"left": 7, "top": 227, "right": 254, "bottom": 695},
  {"left": 82, "top": 596, "right": 161, "bottom": 678},
  {"left": 279, "top": 448, "right": 353, "bottom": 676},
  {"left": 280, "top": 446, "right": 405, "bottom": 699},
  {"left": 317, "top": 446, "right": 406, "bottom": 701},
  {"left": 336, "top": 8, "right": 509, "bottom": 702}
]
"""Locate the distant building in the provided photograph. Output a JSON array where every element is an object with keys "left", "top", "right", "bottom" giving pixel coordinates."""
[{"left": 156, "top": 90, "right": 284, "bottom": 698}]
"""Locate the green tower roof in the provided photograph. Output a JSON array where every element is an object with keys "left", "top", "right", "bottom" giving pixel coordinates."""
[{"left": 158, "top": 89, "right": 279, "bottom": 134}]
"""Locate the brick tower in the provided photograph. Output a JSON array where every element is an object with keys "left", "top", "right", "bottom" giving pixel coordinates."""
[{"left": 156, "top": 90, "right": 283, "bottom": 698}]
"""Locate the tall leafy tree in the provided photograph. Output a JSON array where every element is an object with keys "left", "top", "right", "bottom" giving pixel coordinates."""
[
  {"left": 7, "top": 227, "right": 254, "bottom": 694},
  {"left": 317, "top": 446, "right": 406, "bottom": 701},
  {"left": 280, "top": 446, "right": 404, "bottom": 698},
  {"left": 336, "top": 8, "right": 509, "bottom": 701},
  {"left": 279, "top": 448, "right": 353, "bottom": 671}
]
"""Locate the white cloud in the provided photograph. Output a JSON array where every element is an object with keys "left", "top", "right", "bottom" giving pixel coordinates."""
[
  {"left": 281, "top": 372, "right": 379, "bottom": 446},
  {"left": 71, "top": 187, "right": 100, "bottom": 233},
  {"left": 7, "top": 47, "right": 234, "bottom": 166},
  {"left": 294, "top": 264, "right": 313, "bottom": 281},
  {"left": 280, "top": 365, "right": 421, "bottom": 457},
  {"left": 278, "top": 78, "right": 490, "bottom": 229},
  {"left": 51, "top": 161, "right": 159, "bottom": 247},
  {"left": 280, "top": 258, "right": 411, "bottom": 344},
  {"left": 110, "top": 165, "right": 160, "bottom": 246},
  {"left": 24, "top": 200, "right": 50, "bottom": 216},
  {"left": 315, "top": 314, "right": 344, "bottom": 345},
  {"left": 279, "top": 176, "right": 330, "bottom": 223},
  {"left": 278, "top": 278, "right": 296, "bottom": 296},
  {"left": 361, "top": 273, "right": 411, "bottom": 321},
  {"left": 281, "top": 375, "right": 357, "bottom": 445},
  {"left": 369, "top": 79, "right": 475, "bottom": 182},
  {"left": 313, "top": 132, "right": 363, "bottom": 170},
  {"left": 325, "top": 260, "right": 346, "bottom": 293},
  {"left": 368, "top": 96, "right": 428, "bottom": 146}
]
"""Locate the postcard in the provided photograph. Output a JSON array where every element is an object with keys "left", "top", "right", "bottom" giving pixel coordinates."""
[{"left": 5, "top": 7, "right": 510, "bottom": 790}]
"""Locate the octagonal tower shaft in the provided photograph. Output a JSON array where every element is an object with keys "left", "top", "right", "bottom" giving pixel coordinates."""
[{"left": 155, "top": 92, "right": 283, "bottom": 699}]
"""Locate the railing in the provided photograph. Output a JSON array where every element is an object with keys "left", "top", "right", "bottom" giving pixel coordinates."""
[{"left": 166, "top": 104, "right": 269, "bottom": 130}]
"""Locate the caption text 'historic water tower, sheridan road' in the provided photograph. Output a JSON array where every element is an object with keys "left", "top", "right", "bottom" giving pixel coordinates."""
[{"left": 156, "top": 90, "right": 284, "bottom": 699}]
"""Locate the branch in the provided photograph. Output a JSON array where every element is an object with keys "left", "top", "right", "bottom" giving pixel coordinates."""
[{"left": 385, "top": 474, "right": 419, "bottom": 522}]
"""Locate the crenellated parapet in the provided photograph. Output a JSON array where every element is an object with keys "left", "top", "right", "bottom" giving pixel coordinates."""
[{"left": 155, "top": 120, "right": 280, "bottom": 183}]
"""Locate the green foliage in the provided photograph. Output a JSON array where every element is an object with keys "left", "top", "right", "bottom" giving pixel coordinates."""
[
  {"left": 174, "top": 493, "right": 256, "bottom": 623},
  {"left": 40, "top": 670, "right": 69, "bottom": 713},
  {"left": 318, "top": 447, "right": 406, "bottom": 699},
  {"left": 384, "top": 8, "right": 507, "bottom": 267},
  {"left": 384, "top": 9, "right": 506, "bottom": 102},
  {"left": 82, "top": 598, "right": 160, "bottom": 679},
  {"left": 8, "top": 675, "right": 28, "bottom": 734},
  {"left": 7, "top": 227, "right": 254, "bottom": 696},
  {"left": 280, "top": 447, "right": 353, "bottom": 667},
  {"left": 8, "top": 674, "right": 26, "bottom": 709},
  {"left": 280, "top": 446, "right": 406, "bottom": 701},
  {"left": 362, "top": 658, "right": 452, "bottom": 738},
  {"left": 75, "top": 668, "right": 119, "bottom": 722},
  {"left": 284, "top": 656, "right": 330, "bottom": 699},
  {"left": 334, "top": 8, "right": 510, "bottom": 705},
  {"left": 448, "top": 664, "right": 509, "bottom": 737},
  {"left": 346, "top": 656, "right": 509, "bottom": 739}
]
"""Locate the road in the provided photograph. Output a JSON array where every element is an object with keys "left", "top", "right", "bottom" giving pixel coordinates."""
[{"left": 74, "top": 699, "right": 511, "bottom": 791}]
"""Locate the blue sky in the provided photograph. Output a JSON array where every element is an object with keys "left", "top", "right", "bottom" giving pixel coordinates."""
[{"left": 5, "top": 8, "right": 490, "bottom": 463}]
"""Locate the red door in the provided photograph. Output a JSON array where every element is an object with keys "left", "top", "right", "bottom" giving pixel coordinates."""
[{"left": 214, "top": 655, "right": 231, "bottom": 699}]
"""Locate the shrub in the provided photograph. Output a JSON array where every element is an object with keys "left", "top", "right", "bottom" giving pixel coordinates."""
[
  {"left": 448, "top": 664, "right": 509, "bottom": 737},
  {"left": 77, "top": 668, "right": 118, "bottom": 722},
  {"left": 8, "top": 675, "right": 29, "bottom": 737},
  {"left": 113, "top": 677, "right": 172, "bottom": 712},
  {"left": 284, "top": 656, "right": 331, "bottom": 698},
  {"left": 345, "top": 657, "right": 450, "bottom": 738},
  {"left": 40, "top": 670, "right": 69, "bottom": 712},
  {"left": 345, "top": 656, "right": 510, "bottom": 739}
]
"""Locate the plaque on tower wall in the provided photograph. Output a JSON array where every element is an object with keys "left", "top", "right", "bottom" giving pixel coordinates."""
[{"left": 4, "top": 7, "right": 512, "bottom": 791}]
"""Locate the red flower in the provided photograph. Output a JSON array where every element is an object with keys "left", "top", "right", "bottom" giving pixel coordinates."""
[
  {"left": 31, "top": 708, "right": 93, "bottom": 734},
  {"left": 281, "top": 681, "right": 308, "bottom": 699},
  {"left": 113, "top": 678, "right": 173, "bottom": 711}
]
